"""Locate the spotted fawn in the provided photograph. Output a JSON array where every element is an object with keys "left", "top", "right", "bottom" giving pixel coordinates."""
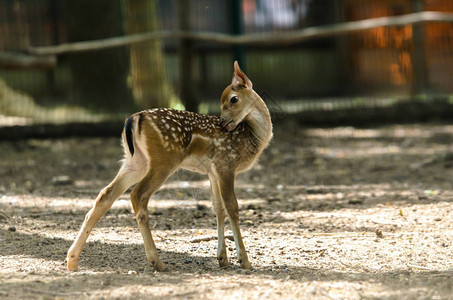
[{"left": 67, "top": 61, "right": 273, "bottom": 271}]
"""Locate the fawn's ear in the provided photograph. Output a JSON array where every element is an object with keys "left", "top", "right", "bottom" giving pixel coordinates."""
[{"left": 232, "top": 61, "right": 253, "bottom": 90}]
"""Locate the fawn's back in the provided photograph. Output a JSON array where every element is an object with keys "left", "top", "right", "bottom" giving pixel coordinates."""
[{"left": 125, "top": 107, "right": 265, "bottom": 176}]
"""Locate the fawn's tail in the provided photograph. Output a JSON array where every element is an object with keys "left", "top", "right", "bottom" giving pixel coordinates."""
[{"left": 124, "top": 116, "right": 135, "bottom": 156}]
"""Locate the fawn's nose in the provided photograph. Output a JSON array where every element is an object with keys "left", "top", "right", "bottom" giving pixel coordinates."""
[{"left": 219, "top": 116, "right": 236, "bottom": 131}]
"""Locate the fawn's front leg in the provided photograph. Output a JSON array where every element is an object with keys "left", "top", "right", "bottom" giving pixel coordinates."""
[
  {"left": 209, "top": 173, "right": 229, "bottom": 268},
  {"left": 215, "top": 170, "right": 251, "bottom": 269}
]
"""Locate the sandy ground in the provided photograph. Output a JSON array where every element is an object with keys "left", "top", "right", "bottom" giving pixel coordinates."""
[{"left": 1, "top": 122, "right": 453, "bottom": 299}]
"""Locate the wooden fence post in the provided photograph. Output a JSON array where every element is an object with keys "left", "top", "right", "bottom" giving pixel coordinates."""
[
  {"left": 231, "top": 0, "right": 245, "bottom": 67},
  {"left": 411, "top": 0, "right": 429, "bottom": 94},
  {"left": 178, "top": 0, "right": 197, "bottom": 112},
  {"left": 334, "top": 0, "right": 352, "bottom": 95}
]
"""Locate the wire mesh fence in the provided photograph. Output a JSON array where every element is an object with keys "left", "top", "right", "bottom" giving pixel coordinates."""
[{"left": 0, "top": 0, "right": 453, "bottom": 133}]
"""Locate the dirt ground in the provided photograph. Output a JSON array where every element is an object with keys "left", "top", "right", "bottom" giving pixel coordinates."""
[{"left": 1, "top": 121, "right": 453, "bottom": 299}]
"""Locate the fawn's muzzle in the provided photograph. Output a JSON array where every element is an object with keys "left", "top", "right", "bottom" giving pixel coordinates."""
[{"left": 219, "top": 117, "right": 236, "bottom": 131}]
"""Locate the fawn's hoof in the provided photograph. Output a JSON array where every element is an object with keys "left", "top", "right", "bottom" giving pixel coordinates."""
[
  {"left": 66, "top": 255, "right": 79, "bottom": 271},
  {"left": 152, "top": 260, "right": 167, "bottom": 272},
  {"left": 218, "top": 256, "right": 230, "bottom": 268},
  {"left": 239, "top": 259, "right": 251, "bottom": 270}
]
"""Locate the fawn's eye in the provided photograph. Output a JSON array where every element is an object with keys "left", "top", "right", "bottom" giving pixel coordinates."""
[{"left": 230, "top": 96, "right": 239, "bottom": 104}]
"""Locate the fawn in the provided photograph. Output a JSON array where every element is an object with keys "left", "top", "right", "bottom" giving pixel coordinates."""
[{"left": 66, "top": 61, "right": 273, "bottom": 271}]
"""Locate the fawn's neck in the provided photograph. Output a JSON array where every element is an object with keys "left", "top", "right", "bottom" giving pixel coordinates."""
[{"left": 244, "top": 100, "right": 273, "bottom": 151}]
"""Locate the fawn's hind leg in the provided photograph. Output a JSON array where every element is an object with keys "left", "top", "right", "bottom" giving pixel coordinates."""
[
  {"left": 130, "top": 165, "right": 177, "bottom": 271},
  {"left": 66, "top": 168, "right": 142, "bottom": 270}
]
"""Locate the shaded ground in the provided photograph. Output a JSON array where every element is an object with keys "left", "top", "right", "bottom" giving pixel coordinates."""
[{"left": 1, "top": 122, "right": 453, "bottom": 299}]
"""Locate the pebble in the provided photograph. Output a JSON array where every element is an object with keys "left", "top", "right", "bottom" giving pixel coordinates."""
[
  {"left": 348, "top": 199, "right": 363, "bottom": 205},
  {"left": 8, "top": 226, "right": 16, "bottom": 232},
  {"left": 51, "top": 175, "right": 73, "bottom": 186},
  {"left": 196, "top": 204, "right": 207, "bottom": 211},
  {"left": 375, "top": 229, "right": 384, "bottom": 238},
  {"left": 267, "top": 197, "right": 281, "bottom": 203}
]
